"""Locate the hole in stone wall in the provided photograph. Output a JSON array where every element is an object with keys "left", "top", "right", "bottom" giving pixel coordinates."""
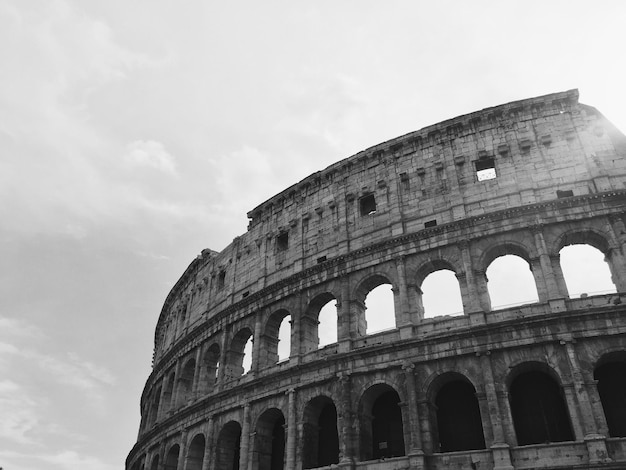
[
  {"left": 486, "top": 255, "right": 539, "bottom": 309},
  {"left": 560, "top": 244, "right": 616, "bottom": 298},
  {"left": 594, "top": 360, "right": 626, "bottom": 437},
  {"left": 364, "top": 284, "right": 395, "bottom": 334},
  {"left": 422, "top": 270, "right": 464, "bottom": 317},
  {"left": 557, "top": 189, "right": 574, "bottom": 198},
  {"left": 218, "top": 270, "right": 226, "bottom": 290},
  {"left": 318, "top": 300, "right": 338, "bottom": 348},
  {"left": 359, "top": 194, "right": 377, "bottom": 216},
  {"left": 277, "top": 232, "right": 289, "bottom": 251},
  {"left": 475, "top": 157, "right": 496, "bottom": 181},
  {"left": 317, "top": 256, "right": 327, "bottom": 264},
  {"left": 277, "top": 315, "right": 291, "bottom": 362},
  {"left": 424, "top": 220, "right": 437, "bottom": 228},
  {"left": 242, "top": 336, "right": 253, "bottom": 374}
]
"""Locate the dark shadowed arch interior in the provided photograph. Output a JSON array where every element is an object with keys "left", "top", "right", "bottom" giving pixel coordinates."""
[
  {"left": 215, "top": 421, "right": 241, "bottom": 470},
  {"left": 509, "top": 370, "right": 574, "bottom": 445},
  {"left": 435, "top": 379, "right": 485, "bottom": 452},
  {"left": 165, "top": 444, "right": 180, "bottom": 470},
  {"left": 359, "top": 384, "right": 405, "bottom": 461},
  {"left": 148, "top": 385, "right": 161, "bottom": 427},
  {"left": 302, "top": 396, "right": 339, "bottom": 469},
  {"left": 177, "top": 358, "right": 196, "bottom": 407},
  {"left": 225, "top": 328, "right": 253, "bottom": 379},
  {"left": 162, "top": 371, "right": 175, "bottom": 416},
  {"left": 150, "top": 455, "right": 159, "bottom": 470},
  {"left": 594, "top": 357, "right": 626, "bottom": 437},
  {"left": 253, "top": 408, "right": 285, "bottom": 470},
  {"left": 186, "top": 434, "right": 206, "bottom": 470},
  {"left": 200, "top": 343, "right": 220, "bottom": 394}
]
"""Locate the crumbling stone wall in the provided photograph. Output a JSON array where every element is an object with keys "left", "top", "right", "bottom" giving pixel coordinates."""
[{"left": 128, "top": 90, "right": 626, "bottom": 470}]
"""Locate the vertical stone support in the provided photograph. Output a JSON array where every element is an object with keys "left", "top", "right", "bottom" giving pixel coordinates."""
[
  {"left": 157, "top": 377, "right": 169, "bottom": 422},
  {"left": 562, "top": 383, "right": 585, "bottom": 440},
  {"left": 240, "top": 403, "right": 251, "bottom": 470},
  {"left": 192, "top": 345, "right": 204, "bottom": 400},
  {"left": 289, "top": 312, "right": 301, "bottom": 365},
  {"left": 561, "top": 339, "right": 611, "bottom": 463},
  {"left": 459, "top": 241, "right": 484, "bottom": 313},
  {"left": 402, "top": 363, "right": 424, "bottom": 468},
  {"left": 170, "top": 359, "right": 183, "bottom": 413},
  {"left": 474, "top": 270, "right": 492, "bottom": 312},
  {"left": 587, "top": 379, "right": 610, "bottom": 436},
  {"left": 337, "top": 275, "right": 352, "bottom": 349},
  {"left": 529, "top": 257, "right": 550, "bottom": 303},
  {"left": 494, "top": 386, "right": 517, "bottom": 447},
  {"left": 158, "top": 441, "right": 166, "bottom": 470},
  {"left": 532, "top": 225, "right": 566, "bottom": 299},
  {"left": 178, "top": 429, "right": 189, "bottom": 470},
  {"left": 337, "top": 373, "right": 355, "bottom": 467},
  {"left": 606, "top": 214, "right": 626, "bottom": 291},
  {"left": 216, "top": 327, "right": 230, "bottom": 389},
  {"left": 479, "top": 353, "right": 514, "bottom": 470},
  {"left": 395, "top": 257, "right": 414, "bottom": 329},
  {"left": 416, "top": 395, "right": 434, "bottom": 454},
  {"left": 251, "top": 313, "right": 264, "bottom": 374},
  {"left": 201, "top": 416, "right": 214, "bottom": 470},
  {"left": 550, "top": 254, "right": 570, "bottom": 298},
  {"left": 285, "top": 389, "right": 297, "bottom": 470}
]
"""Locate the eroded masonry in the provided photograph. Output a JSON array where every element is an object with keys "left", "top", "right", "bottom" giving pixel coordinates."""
[{"left": 127, "top": 90, "right": 626, "bottom": 470}]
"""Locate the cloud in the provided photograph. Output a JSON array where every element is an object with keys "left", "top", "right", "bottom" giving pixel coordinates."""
[
  {"left": 0, "top": 449, "right": 117, "bottom": 470},
  {"left": 0, "top": 380, "right": 39, "bottom": 444},
  {"left": 123, "top": 140, "right": 178, "bottom": 174}
]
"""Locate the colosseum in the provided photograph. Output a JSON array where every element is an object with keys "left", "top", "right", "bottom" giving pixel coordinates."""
[{"left": 127, "top": 89, "right": 626, "bottom": 470}]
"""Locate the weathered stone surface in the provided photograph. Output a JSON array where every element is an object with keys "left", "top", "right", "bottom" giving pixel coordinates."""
[{"left": 127, "top": 90, "right": 626, "bottom": 470}]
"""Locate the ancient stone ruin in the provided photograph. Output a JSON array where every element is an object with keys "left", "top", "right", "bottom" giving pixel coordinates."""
[{"left": 127, "top": 90, "right": 626, "bottom": 470}]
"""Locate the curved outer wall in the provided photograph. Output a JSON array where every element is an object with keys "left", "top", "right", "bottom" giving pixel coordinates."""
[{"left": 128, "top": 90, "right": 626, "bottom": 470}]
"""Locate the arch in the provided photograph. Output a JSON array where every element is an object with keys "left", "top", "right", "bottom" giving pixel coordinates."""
[
  {"left": 358, "top": 383, "right": 405, "bottom": 461},
  {"left": 559, "top": 244, "right": 616, "bottom": 298},
  {"left": 260, "top": 309, "right": 291, "bottom": 367},
  {"left": 253, "top": 408, "right": 286, "bottom": 470},
  {"left": 554, "top": 228, "right": 611, "bottom": 255},
  {"left": 176, "top": 358, "right": 196, "bottom": 407},
  {"left": 480, "top": 241, "right": 534, "bottom": 270},
  {"left": 161, "top": 370, "right": 175, "bottom": 416},
  {"left": 364, "top": 283, "right": 395, "bottom": 334},
  {"left": 486, "top": 254, "right": 539, "bottom": 309},
  {"left": 355, "top": 274, "right": 396, "bottom": 337},
  {"left": 434, "top": 378, "right": 486, "bottom": 452},
  {"left": 302, "top": 396, "right": 340, "bottom": 469},
  {"left": 594, "top": 351, "right": 626, "bottom": 437},
  {"left": 421, "top": 268, "right": 464, "bottom": 318},
  {"left": 225, "top": 328, "right": 253, "bottom": 380},
  {"left": 165, "top": 444, "right": 180, "bottom": 470},
  {"left": 508, "top": 366, "right": 574, "bottom": 445},
  {"left": 303, "top": 292, "right": 338, "bottom": 351},
  {"left": 215, "top": 421, "right": 241, "bottom": 470},
  {"left": 199, "top": 343, "right": 220, "bottom": 394},
  {"left": 186, "top": 434, "right": 206, "bottom": 470},
  {"left": 147, "top": 384, "right": 161, "bottom": 427}
]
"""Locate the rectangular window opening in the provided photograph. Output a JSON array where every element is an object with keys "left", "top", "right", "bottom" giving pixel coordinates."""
[
  {"left": 317, "top": 256, "right": 327, "bottom": 264},
  {"left": 217, "top": 271, "right": 226, "bottom": 290},
  {"left": 425, "top": 220, "right": 437, "bottom": 228},
  {"left": 475, "top": 158, "right": 496, "bottom": 181},
  {"left": 277, "top": 232, "right": 289, "bottom": 251},
  {"left": 557, "top": 189, "right": 574, "bottom": 198},
  {"left": 359, "top": 194, "right": 377, "bottom": 216}
]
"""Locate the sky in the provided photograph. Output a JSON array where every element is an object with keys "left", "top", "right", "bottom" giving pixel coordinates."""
[{"left": 1, "top": 1, "right": 625, "bottom": 469}]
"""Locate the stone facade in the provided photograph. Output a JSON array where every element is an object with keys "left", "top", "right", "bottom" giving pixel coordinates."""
[{"left": 127, "top": 90, "right": 626, "bottom": 470}]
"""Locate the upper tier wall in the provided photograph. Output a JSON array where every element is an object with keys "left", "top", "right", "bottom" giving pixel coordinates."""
[{"left": 152, "top": 89, "right": 626, "bottom": 362}]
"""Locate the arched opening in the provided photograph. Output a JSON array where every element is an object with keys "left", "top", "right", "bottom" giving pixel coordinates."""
[
  {"left": 261, "top": 310, "right": 291, "bottom": 367},
  {"left": 594, "top": 355, "right": 626, "bottom": 437},
  {"left": 186, "top": 434, "right": 206, "bottom": 470},
  {"left": 277, "top": 315, "right": 291, "bottom": 362},
  {"left": 364, "top": 284, "right": 395, "bottom": 334},
  {"left": 560, "top": 244, "right": 617, "bottom": 298},
  {"left": 162, "top": 371, "right": 175, "bottom": 416},
  {"left": 215, "top": 421, "right": 241, "bottom": 470},
  {"left": 150, "top": 455, "right": 159, "bottom": 470},
  {"left": 359, "top": 384, "right": 405, "bottom": 461},
  {"left": 165, "top": 444, "right": 180, "bottom": 470},
  {"left": 509, "top": 370, "right": 574, "bottom": 445},
  {"left": 176, "top": 358, "right": 196, "bottom": 407},
  {"left": 225, "top": 328, "right": 253, "bottom": 380},
  {"left": 253, "top": 408, "right": 286, "bottom": 470},
  {"left": 487, "top": 255, "right": 539, "bottom": 309},
  {"left": 318, "top": 298, "right": 338, "bottom": 348},
  {"left": 200, "top": 343, "right": 220, "bottom": 394},
  {"left": 434, "top": 379, "right": 485, "bottom": 452},
  {"left": 302, "top": 396, "right": 339, "bottom": 469},
  {"left": 421, "top": 269, "right": 464, "bottom": 318},
  {"left": 147, "top": 385, "right": 161, "bottom": 427}
]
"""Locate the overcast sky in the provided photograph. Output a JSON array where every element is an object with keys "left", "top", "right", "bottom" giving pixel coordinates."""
[{"left": 1, "top": 1, "right": 626, "bottom": 469}]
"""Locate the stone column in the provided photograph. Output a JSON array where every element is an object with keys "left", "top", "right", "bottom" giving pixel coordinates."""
[
  {"left": 177, "top": 429, "right": 189, "bottom": 470},
  {"left": 402, "top": 363, "right": 424, "bottom": 468},
  {"left": 201, "top": 416, "right": 214, "bottom": 470},
  {"left": 474, "top": 270, "right": 492, "bottom": 312},
  {"left": 459, "top": 241, "right": 484, "bottom": 313},
  {"left": 395, "top": 257, "right": 414, "bottom": 332},
  {"left": 251, "top": 313, "right": 264, "bottom": 374},
  {"left": 531, "top": 225, "right": 566, "bottom": 299},
  {"left": 158, "top": 441, "right": 166, "bottom": 470},
  {"left": 216, "top": 327, "right": 230, "bottom": 389},
  {"left": 479, "top": 353, "right": 513, "bottom": 470},
  {"left": 606, "top": 214, "right": 626, "bottom": 291},
  {"left": 192, "top": 345, "right": 204, "bottom": 400},
  {"left": 550, "top": 254, "right": 570, "bottom": 298},
  {"left": 529, "top": 257, "right": 549, "bottom": 303},
  {"left": 562, "top": 383, "right": 585, "bottom": 440},
  {"left": 561, "top": 339, "right": 611, "bottom": 463},
  {"left": 285, "top": 389, "right": 297, "bottom": 470},
  {"left": 495, "top": 387, "right": 517, "bottom": 446},
  {"left": 416, "top": 395, "right": 434, "bottom": 454},
  {"left": 240, "top": 403, "right": 251, "bottom": 470},
  {"left": 337, "top": 275, "right": 353, "bottom": 352},
  {"left": 337, "top": 373, "right": 355, "bottom": 466},
  {"left": 170, "top": 359, "right": 182, "bottom": 412}
]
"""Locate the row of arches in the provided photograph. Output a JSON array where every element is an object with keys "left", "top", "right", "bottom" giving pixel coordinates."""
[
  {"left": 133, "top": 353, "right": 626, "bottom": 470},
  {"left": 143, "top": 240, "right": 619, "bottom": 430}
]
